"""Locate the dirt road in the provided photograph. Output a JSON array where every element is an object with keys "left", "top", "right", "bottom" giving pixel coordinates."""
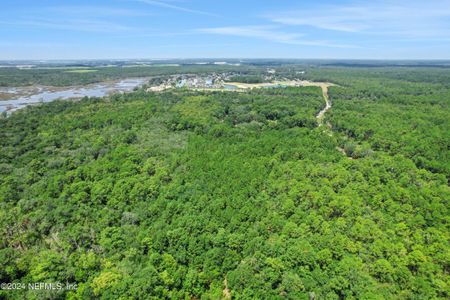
[{"left": 297, "top": 81, "right": 335, "bottom": 126}]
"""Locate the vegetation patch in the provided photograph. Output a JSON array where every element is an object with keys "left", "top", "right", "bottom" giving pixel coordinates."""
[
  {"left": 0, "top": 67, "right": 449, "bottom": 299},
  {"left": 226, "top": 75, "right": 267, "bottom": 83},
  {"left": 64, "top": 69, "right": 98, "bottom": 73}
]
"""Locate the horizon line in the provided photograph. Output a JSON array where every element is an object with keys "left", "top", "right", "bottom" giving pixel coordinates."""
[{"left": 2, "top": 58, "right": 450, "bottom": 62}]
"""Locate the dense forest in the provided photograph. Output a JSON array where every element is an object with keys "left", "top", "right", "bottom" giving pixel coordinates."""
[
  {"left": 309, "top": 68, "right": 450, "bottom": 177},
  {"left": 0, "top": 67, "right": 449, "bottom": 299}
]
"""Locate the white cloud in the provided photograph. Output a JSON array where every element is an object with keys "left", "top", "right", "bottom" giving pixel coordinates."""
[
  {"left": 0, "top": 19, "right": 136, "bottom": 33},
  {"left": 133, "top": 0, "right": 218, "bottom": 16},
  {"left": 268, "top": 0, "right": 450, "bottom": 38},
  {"left": 199, "top": 26, "right": 302, "bottom": 44},
  {"left": 198, "top": 26, "right": 356, "bottom": 48},
  {"left": 48, "top": 6, "right": 154, "bottom": 17}
]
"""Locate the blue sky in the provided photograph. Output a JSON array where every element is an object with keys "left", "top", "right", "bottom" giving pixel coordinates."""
[{"left": 1, "top": 0, "right": 450, "bottom": 60}]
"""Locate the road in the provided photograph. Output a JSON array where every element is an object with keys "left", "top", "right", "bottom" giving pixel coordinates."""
[{"left": 296, "top": 81, "right": 335, "bottom": 126}]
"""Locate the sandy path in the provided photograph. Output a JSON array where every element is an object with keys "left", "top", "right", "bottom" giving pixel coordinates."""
[
  {"left": 296, "top": 81, "right": 335, "bottom": 126},
  {"left": 301, "top": 81, "right": 351, "bottom": 158}
]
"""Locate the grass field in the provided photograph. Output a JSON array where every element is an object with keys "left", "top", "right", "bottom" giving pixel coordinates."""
[{"left": 64, "top": 69, "right": 98, "bottom": 73}]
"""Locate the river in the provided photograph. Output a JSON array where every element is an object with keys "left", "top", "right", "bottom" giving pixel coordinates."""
[{"left": 0, "top": 78, "right": 148, "bottom": 114}]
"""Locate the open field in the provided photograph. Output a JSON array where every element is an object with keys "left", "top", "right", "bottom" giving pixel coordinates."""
[{"left": 64, "top": 69, "right": 98, "bottom": 73}]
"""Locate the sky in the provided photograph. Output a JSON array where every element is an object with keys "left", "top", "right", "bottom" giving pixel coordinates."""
[{"left": 1, "top": 0, "right": 450, "bottom": 60}]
